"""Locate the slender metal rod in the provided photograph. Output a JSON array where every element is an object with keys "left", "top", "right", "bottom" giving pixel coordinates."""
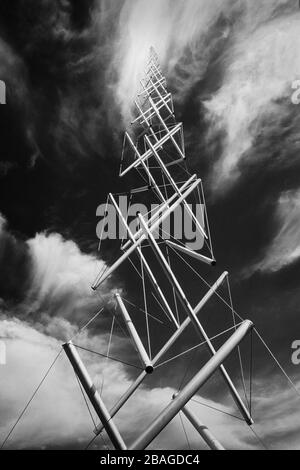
[
  {"left": 148, "top": 77, "right": 174, "bottom": 117},
  {"left": 165, "top": 156, "right": 185, "bottom": 168},
  {"left": 110, "top": 194, "right": 179, "bottom": 328},
  {"left": 166, "top": 240, "right": 216, "bottom": 266},
  {"left": 141, "top": 80, "right": 166, "bottom": 97},
  {"left": 138, "top": 214, "right": 253, "bottom": 426},
  {"left": 132, "top": 93, "right": 172, "bottom": 125},
  {"left": 92, "top": 178, "right": 201, "bottom": 290},
  {"left": 138, "top": 76, "right": 166, "bottom": 97},
  {"left": 120, "top": 124, "right": 182, "bottom": 177},
  {"left": 134, "top": 98, "right": 170, "bottom": 155},
  {"left": 181, "top": 403, "right": 225, "bottom": 450},
  {"left": 63, "top": 341, "right": 127, "bottom": 450},
  {"left": 140, "top": 77, "right": 174, "bottom": 122},
  {"left": 148, "top": 96, "right": 183, "bottom": 157},
  {"left": 94, "top": 271, "right": 228, "bottom": 435},
  {"left": 115, "top": 294, "right": 154, "bottom": 373},
  {"left": 145, "top": 135, "right": 207, "bottom": 240},
  {"left": 129, "top": 320, "right": 253, "bottom": 450}
]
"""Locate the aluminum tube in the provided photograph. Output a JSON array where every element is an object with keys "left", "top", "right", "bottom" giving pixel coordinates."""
[{"left": 129, "top": 321, "right": 253, "bottom": 449}]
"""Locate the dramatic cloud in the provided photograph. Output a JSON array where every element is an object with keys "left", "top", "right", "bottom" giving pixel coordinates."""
[
  {"left": 1, "top": 0, "right": 300, "bottom": 451},
  {"left": 109, "top": 0, "right": 297, "bottom": 125},
  {"left": 0, "top": 317, "right": 267, "bottom": 450},
  {"left": 2, "top": 316, "right": 300, "bottom": 450},
  {"left": 0, "top": 214, "right": 116, "bottom": 319},
  {"left": 25, "top": 232, "right": 115, "bottom": 323},
  {"left": 0, "top": 213, "right": 122, "bottom": 353},
  {"left": 0, "top": 217, "right": 260, "bottom": 450},
  {"left": 110, "top": 0, "right": 235, "bottom": 124},
  {"left": 204, "top": 4, "right": 300, "bottom": 190},
  {"left": 0, "top": 214, "right": 32, "bottom": 302},
  {"left": 249, "top": 189, "right": 300, "bottom": 273}
]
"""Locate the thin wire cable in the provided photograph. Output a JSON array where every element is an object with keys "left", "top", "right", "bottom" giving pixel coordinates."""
[
  {"left": 156, "top": 323, "right": 243, "bottom": 369},
  {"left": 227, "top": 276, "right": 250, "bottom": 412},
  {"left": 126, "top": 254, "right": 173, "bottom": 325},
  {"left": 168, "top": 244, "right": 244, "bottom": 322},
  {"left": 94, "top": 289, "right": 129, "bottom": 340},
  {"left": 179, "top": 411, "right": 191, "bottom": 450},
  {"left": 1, "top": 349, "right": 63, "bottom": 449},
  {"left": 75, "top": 374, "right": 96, "bottom": 428},
  {"left": 85, "top": 431, "right": 110, "bottom": 451},
  {"left": 166, "top": 242, "right": 180, "bottom": 326},
  {"left": 70, "top": 307, "right": 104, "bottom": 342},
  {"left": 254, "top": 328, "right": 300, "bottom": 398},
  {"left": 122, "top": 297, "right": 165, "bottom": 325},
  {"left": 140, "top": 246, "right": 151, "bottom": 359},
  {"left": 178, "top": 348, "right": 197, "bottom": 392},
  {"left": 97, "top": 195, "right": 109, "bottom": 253},
  {"left": 119, "top": 133, "right": 126, "bottom": 176},
  {"left": 248, "top": 425, "right": 269, "bottom": 450},
  {"left": 73, "top": 344, "right": 143, "bottom": 370},
  {"left": 121, "top": 192, "right": 133, "bottom": 247},
  {"left": 249, "top": 329, "right": 253, "bottom": 417},
  {"left": 200, "top": 181, "right": 215, "bottom": 259},
  {"left": 168, "top": 241, "right": 300, "bottom": 405},
  {"left": 191, "top": 398, "right": 244, "bottom": 422},
  {"left": 100, "top": 315, "right": 115, "bottom": 396},
  {"left": 158, "top": 169, "right": 181, "bottom": 326},
  {"left": 85, "top": 433, "right": 99, "bottom": 450}
]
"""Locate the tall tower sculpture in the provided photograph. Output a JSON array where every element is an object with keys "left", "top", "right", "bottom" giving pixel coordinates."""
[{"left": 63, "top": 48, "right": 254, "bottom": 450}]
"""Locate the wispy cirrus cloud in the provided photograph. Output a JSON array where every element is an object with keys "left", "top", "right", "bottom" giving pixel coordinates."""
[
  {"left": 204, "top": 5, "right": 300, "bottom": 191},
  {"left": 110, "top": 0, "right": 235, "bottom": 124},
  {"left": 249, "top": 189, "right": 300, "bottom": 274}
]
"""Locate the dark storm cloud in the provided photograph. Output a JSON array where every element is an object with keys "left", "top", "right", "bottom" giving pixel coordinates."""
[
  {"left": 0, "top": 0, "right": 124, "bottom": 175},
  {"left": 0, "top": 0, "right": 127, "bottom": 247},
  {"left": 0, "top": 36, "right": 37, "bottom": 174},
  {"left": 0, "top": 215, "right": 32, "bottom": 302}
]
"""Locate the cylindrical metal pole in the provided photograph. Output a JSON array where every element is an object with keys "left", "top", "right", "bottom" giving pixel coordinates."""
[
  {"left": 138, "top": 214, "right": 253, "bottom": 426},
  {"left": 166, "top": 240, "right": 216, "bottom": 266},
  {"left": 115, "top": 293, "right": 154, "bottom": 373},
  {"left": 129, "top": 320, "right": 253, "bottom": 450},
  {"left": 181, "top": 404, "right": 225, "bottom": 450},
  {"left": 94, "top": 271, "right": 228, "bottom": 435},
  {"left": 63, "top": 341, "right": 127, "bottom": 450}
]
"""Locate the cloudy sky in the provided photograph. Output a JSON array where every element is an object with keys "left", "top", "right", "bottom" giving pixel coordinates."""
[{"left": 1, "top": 0, "right": 300, "bottom": 450}]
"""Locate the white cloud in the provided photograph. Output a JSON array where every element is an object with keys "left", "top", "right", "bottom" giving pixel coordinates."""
[
  {"left": 0, "top": 226, "right": 251, "bottom": 450},
  {"left": 0, "top": 317, "right": 257, "bottom": 450},
  {"left": 0, "top": 317, "right": 121, "bottom": 449},
  {"left": 2, "top": 317, "right": 300, "bottom": 450},
  {"left": 23, "top": 232, "right": 119, "bottom": 324}
]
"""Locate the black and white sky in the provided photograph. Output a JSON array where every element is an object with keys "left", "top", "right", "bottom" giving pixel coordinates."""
[{"left": 1, "top": 0, "right": 300, "bottom": 450}]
